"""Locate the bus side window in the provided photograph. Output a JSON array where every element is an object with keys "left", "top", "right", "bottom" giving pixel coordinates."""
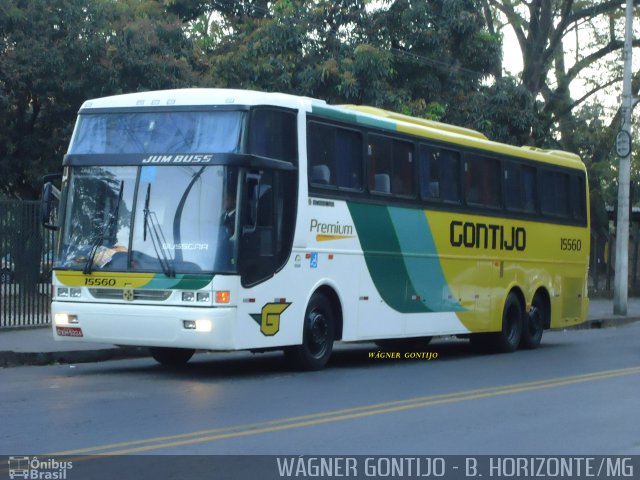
[
  {"left": 335, "top": 129, "right": 362, "bottom": 190},
  {"left": 307, "top": 121, "right": 362, "bottom": 190},
  {"left": 308, "top": 122, "right": 334, "bottom": 186},
  {"left": 369, "top": 135, "right": 413, "bottom": 196},
  {"left": 239, "top": 171, "right": 274, "bottom": 286},
  {"left": 505, "top": 163, "right": 536, "bottom": 213},
  {"left": 464, "top": 154, "right": 501, "bottom": 208},
  {"left": 419, "top": 145, "right": 460, "bottom": 203},
  {"left": 570, "top": 174, "right": 586, "bottom": 222},
  {"left": 540, "top": 170, "right": 570, "bottom": 218},
  {"left": 392, "top": 140, "right": 414, "bottom": 197},
  {"left": 239, "top": 170, "right": 295, "bottom": 287},
  {"left": 249, "top": 109, "right": 298, "bottom": 163},
  {"left": 368, "top": 136, "right": 391, "bottom": 193}
]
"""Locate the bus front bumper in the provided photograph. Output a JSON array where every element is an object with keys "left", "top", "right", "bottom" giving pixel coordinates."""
[{"left": 51, "top": 301, "right": 237, "bottom": 350}]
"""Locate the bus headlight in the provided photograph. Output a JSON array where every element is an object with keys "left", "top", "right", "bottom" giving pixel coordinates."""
[
  {"left": 54, "top": 313, "right": 78, "bottom": 325},
  {"left": 183, "top": 319, "right": 212, "bottom": 332},
  {"left": 182, "top": 291, "right": 213, "bottom": 303},
  {"left": 56, "top": 287, "right": 81, "bottom": 298},
  {"left": 196, "top": 292, "right": 210, "bottom": 302},
  {"left": 182, "top": 291, "right": 195, "bottom": 302}
]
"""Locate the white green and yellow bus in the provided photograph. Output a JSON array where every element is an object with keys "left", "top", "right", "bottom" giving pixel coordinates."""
[{"left": 43, "top": 88, "right": 589, "bottom": 370}]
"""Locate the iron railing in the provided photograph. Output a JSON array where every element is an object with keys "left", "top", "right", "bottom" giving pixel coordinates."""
[{"left": 1, "top": 201, "right": 55, "bottom": 328}]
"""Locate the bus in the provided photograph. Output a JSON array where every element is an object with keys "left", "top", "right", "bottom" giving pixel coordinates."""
[{"left": 42, "top": 88, "right": 590, "bottom": 370}]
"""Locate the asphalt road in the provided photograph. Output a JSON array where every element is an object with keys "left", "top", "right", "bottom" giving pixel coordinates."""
[{"left": 1, "top": 323, "right": 639, "bottom": 456}]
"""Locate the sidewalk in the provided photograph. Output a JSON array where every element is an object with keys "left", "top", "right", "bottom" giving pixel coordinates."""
[
  {"left": 0, "top": 328, "right": 147, "bottom": 367},
  {"left": 1, "top": 298, "right": 639, "bottom": 367}
]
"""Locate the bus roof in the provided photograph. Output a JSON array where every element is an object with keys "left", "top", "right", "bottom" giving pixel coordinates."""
[
  {"left": 330, "top": 104, "right": 584, "bottom": 170},
  {"left": 79, "top": 88, "right": 325, "bottom": 112},
  {"left": 79, "top": 88, "right": 584, "bottom": 170}
]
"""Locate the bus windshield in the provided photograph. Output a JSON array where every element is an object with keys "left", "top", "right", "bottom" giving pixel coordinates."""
[
  {"left": 59, "top": 165, "right": 240, "bottom": 274},
  {"left": 69, "top": 111, "right": 243, "bottom": 154}
]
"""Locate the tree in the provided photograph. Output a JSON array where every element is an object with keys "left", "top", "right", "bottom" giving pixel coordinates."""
[
  {"left": 0, "top": 0, "right": 197, "bottom": 199},
  {"left": 191, "top": 0, "right": 509, "bottom": 127},
  {"left": 480, "top": 0, "right": 640, "bottom": 267},
  {"left": 482, "top": 0, "right": 640, "bottom": 152}
]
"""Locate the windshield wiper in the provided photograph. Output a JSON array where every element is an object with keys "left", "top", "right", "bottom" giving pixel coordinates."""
[
  {"left": 173, "top": 166, "right": 206, "bottom": 264},
  {"left": 83, "top": 181, "right": 124, "bottom": 274},
  {"left": 143, "top": 183, "right": 150, "bottom": 242},
  {"left": 143, "top": 184, "right": 175, "bottom": 277}
]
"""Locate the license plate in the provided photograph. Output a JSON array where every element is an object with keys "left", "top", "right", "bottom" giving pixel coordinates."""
[{"left": 56, "top": 326, "right": 83, "bottom": 337}]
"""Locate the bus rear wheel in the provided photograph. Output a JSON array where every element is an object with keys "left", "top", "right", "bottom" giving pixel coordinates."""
[
  {"left": 149, "top": 347, "right": 195, "bottom": 366},
  {"left": 520, "top": 293, "right": 546, "bottom": 349},
  {"left": 493, "top": 292, "right": 524, "bottom": 352},
  {"left": 285, "top": 292, "right": 335, "bottom": 371},
  {"left": 472, "top": 292, "right": 523, "bottom": 353}
]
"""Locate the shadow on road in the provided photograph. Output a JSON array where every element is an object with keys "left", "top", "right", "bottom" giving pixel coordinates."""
[{"left": 83, "top": 336, "right": 563, "bottom": 381}]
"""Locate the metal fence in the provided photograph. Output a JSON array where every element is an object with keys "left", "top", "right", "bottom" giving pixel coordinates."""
[{"left": 1, "top": 200, "right": 55, "bottom": 328}]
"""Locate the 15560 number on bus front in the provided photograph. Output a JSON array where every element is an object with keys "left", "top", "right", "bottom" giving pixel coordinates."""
[
  {"left": 560, "top": 238, "right": 582, "bottom": 251},
  {"left": 84, "top": 277, "right": 117, "bottom": 287}
]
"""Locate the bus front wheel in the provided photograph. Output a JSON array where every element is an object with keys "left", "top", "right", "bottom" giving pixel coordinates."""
[
  {"left": 149, "top": 347, "right": 195, "bottom": 366},
  {"left": 285, "top": 292, "right": 335, "bottom": 371}
]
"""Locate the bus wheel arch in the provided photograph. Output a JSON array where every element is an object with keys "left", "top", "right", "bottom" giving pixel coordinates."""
[
  {"left": 520, "top": 288, "right": 550, "bottom": 349},
  {"left": 473, "top": 287, "right": 525, "bottom": 353},
  {"left": 285, "top": 286, "right": 342, "bottom": 370},
  {"left": 314, "top": 284, "right": 343, "bottom": 341}
]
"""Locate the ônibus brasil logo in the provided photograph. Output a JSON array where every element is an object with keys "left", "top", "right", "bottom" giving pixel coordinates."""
[{"left": 8, "top": 456, "right": 73, "bottom": 480}]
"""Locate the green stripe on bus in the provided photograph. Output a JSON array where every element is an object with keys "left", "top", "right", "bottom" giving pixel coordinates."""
[
  {"left": 348, "top": 202, "right": 464, "bottom": 313},
  {"left": 145, "top": 274, "right": 214, "bottom": 290},
  {"left": 387, "top": 207, "right": 464, "bottom": 312},
  {"left": 312, "top": 106, "right": 395, "bottom": 131},
  {"left": 347, "top": 202, "right": 428, "bottom": 313}
]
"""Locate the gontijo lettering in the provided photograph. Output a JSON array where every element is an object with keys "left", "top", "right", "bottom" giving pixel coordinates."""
[{"left": 450, "top": 220, "right": 526, "bottom": 251}]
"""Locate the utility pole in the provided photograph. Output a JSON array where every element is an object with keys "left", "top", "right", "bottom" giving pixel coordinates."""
[{"left": 613, "top": 0, "right": 636, "bottom": 315}]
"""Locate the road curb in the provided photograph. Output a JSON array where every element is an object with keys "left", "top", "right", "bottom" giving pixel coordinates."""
[
  {"left": 570, "top": 316, "right": 640, "bottom": 330},
  {"left": 0, "top": 346, "right": 148, "bottom": 368}
]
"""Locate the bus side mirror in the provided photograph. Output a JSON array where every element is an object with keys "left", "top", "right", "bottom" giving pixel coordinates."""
[{"left": 41, "top": 174, "right": 61, "bottom": 231}]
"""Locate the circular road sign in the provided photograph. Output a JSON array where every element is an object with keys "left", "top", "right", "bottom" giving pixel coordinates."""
[{"left": 616, "top": 130, "right": 632, "bottom": 157}]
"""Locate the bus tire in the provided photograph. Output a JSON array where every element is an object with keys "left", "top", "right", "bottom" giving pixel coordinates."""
[
  {"left": 285, "top": 292, "right": 335, "bottom": 371},
  {"left": 149, "top": 347, "right": 195, "bottom": 366},
  {"left": 520, "top": 293, "right": 546, "bottom": 349},
  {"left": 492, "top": 292, "right": 524, "bottom": 353}
]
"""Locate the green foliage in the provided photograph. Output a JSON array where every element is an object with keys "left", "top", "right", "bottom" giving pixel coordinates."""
[
  {"left": 0, "top": 0, "right": 196, "bottom": 199},
  {"left": 196, "top": 0, "right": 506, "bottom": 129},
  {"left": 453, "top": 76, "right": 540, "bottom": 145},
  {"left": 3, "top": 0, "right": 632, "bottom": 213}
]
